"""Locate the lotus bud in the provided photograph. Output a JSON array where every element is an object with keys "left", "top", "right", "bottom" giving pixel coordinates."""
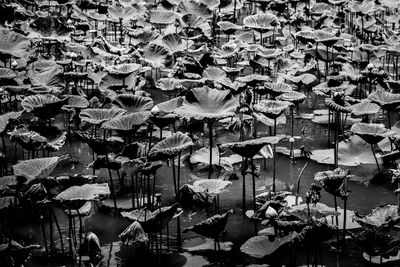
[
  {"left": 70, "top": 52, "right": 77, "bottom": 58},
  {"left": 367, "top": 63, "right": 374, "bottom": 71},
  {"left": 11, "top": 60, "right": 18, "bottom": 68},
  {"left": 265, "top": 206, "right": 278, "bottom": 218},
  {"left": 289, "top": 137, "right": 294, "bottom": 143},
  {"left": 151, "top": 106, "right": 160, "bottom": 113},
  {"left": 67, "top": 19, "right": 72, "bottom": 25}
]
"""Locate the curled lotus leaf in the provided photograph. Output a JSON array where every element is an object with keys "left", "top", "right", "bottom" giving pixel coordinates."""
[
  {"left": 121, "top": 209, "right": 153, "bottom": 222},
  {"left": 63, "top": 95, "right": 90, "bottom": 109},
  {"left": 325, "top": 98, "right": 352, "bottom": 113},
  {"left": 108, "top": 4, "right": 138, "bottom": 24},
  {"left": 314, "top": 167, "right": 351, "bottom": 197},
  {"left": 183, "top": 210, "right": 233, "bottom": 239},
  {"left": 202, "top": 66, "right": 227, "bottom": 83},
  {"left": 150, "top": 10, "right": 179, "bottom": 25},
  {"left": 79, "top": 108, "right": 126, "bottom": 126},
  {"left": 13, "top": 156, "right": 61, "bottom": 183},
  {"left": 55, "top": 183, "right": 110, "bottom": 202},
  {"left": 263, "top": 82, "right": 292, "bottom": 97},
  {"left": 155, "top": 78, "right": 185, "bottom": 94},
  {"left": 253, "top": 100, "right": 292, "bottom": 119},
  {"left": 220, "top": 136, "right": 281, "bottom": 158},
  {"left": 180, "top": 14, "right": 212, "bottom": 37},
  {"left": 189, "top": 179, "right": 232, "bottom": 197},
  {"left": 0, "top": 68, "right": 17, "bottom": 81},
  {"left": 153, "top": 97, "right": 184, "bottom": 114},
  {"left": 0, "top": 111, "right": 22, "bottom": 134},
  {"left": 243, "top": 13, "right": 280, "bottom": 33},
  {"left": 141, "top": 43, "right": 172, "bottom": 68},
  {"left": 162, "top": 33, "right": 194, "bottom": 53},
  {"left": 353, "top": 204, "right": 400, "bottom": 231},
  {"left": 236, "top": 74, "right": 270, "bottom": 86},
  {"left": 29, "top": 16, "right": 72, "bottom": 41},
  {"left": 175, "top": 87, "right": 239, "bottom": 121},
  {"left": 310, "top": 135, "right": 378, "bottom": 166},
  {"left": 0, "top": 28, "right": 31, "bottom": 58},
  {"left": 112, "top": 94, "right": 154, "bottom": 113},
  {"left": 99, "top": 73, "right": 146, "bottom": 92},
  {"left": 101, "top": 112, "right": 150, "bottom": 131},
  {"left": 140, "top": 203, "right": 181, "bottom": 233},
  {"left": 217, "top": 21, "right": 241, "bottom": 34},
  {"left": 351, "top": 123, "right": 394, "bottom": 145},
  {"left": 285, "top": 203, "right": 340, "bottom": 221},
  {"left": 240, "top": 232, "right": 298, "bottom": 258},
  {"left": 368, "top": 90, "right": 400, "bottom": 110},
  {"left": 314, "top": 30, "right": 341, "bottom": 46},
  {"left": 0, "top": 196, "right": 15, "bottom": 210},
  {"left": 22, "top": 94, "right": 68, "bottom": 120},
  {"left": 178, "top": 0, "right": 213, "bottom": 19},
  {"left": 350, "top": 230, "right": 400, "bottom": 258},
  {"left": 148, "top": 132, "right": 193, "bottom": 160},
  {"left": 104, "top": 63, "right": 142, "bottom": 77},
  {"left": 276, "top": 91, "right": 306, "bottom": 104},
  {"left": 351, "top": 101, "right": 381, "bottom": 116},
  {"left": 119, "top": 221, "right": 149, "bottom": 246},
  {"left": 282, "top": 73, "right": 317, "bottom": 85}
]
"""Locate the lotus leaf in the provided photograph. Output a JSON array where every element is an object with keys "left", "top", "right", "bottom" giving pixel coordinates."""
[
  {"left": 148, "top": 132, "right": 193, "bottom": 160},
  {"left": 189, "top": 179, "right": 232, "bottom": 197},
  {"left": 112, "top": 94, "right": 153, "bottom": 113},
  {"left": 351, "top": 123, "right": 394, "bottom": 145},
  {"left": 240, "top": 232, "right": 298, "bottom": 258},
  {"left": 285, "top": 202, "right": 340, "bottom": 221},
  {"left": 55, "top": 183, "right": 110, "bottom": 202},
  {"left": 0, "top": 28, "right": 30, "bottom": 59},
  {"left": 175, "top": 87, "right": 239, "bottom": 121},
  {"left": 243, "top": 13, "right": 280, "bottom": 33},
  {"left": 353, "top": 204, "right": 400, "bottom": 231},
  {"left": 101, "top": 112, "right": 150, "bottom": 132},
  {"left": 141, "top": 43, "right": 172, "bottom": 68},
  {"left": 221, "top": 136, "right": 281, "bottom": 158},
  {"left": 79, "top": 108, "right": 126, "bottom": 126},
  {"left": 254, "top": 100, "right": 291, "bottom": 119},
  {"left": 22, "top": 94, "right": 68, "bottom": 120},
  {"left": 351, "top": 101, "right": 381, "bottom": 116},
  {"left": 368, "top": 90, "right": 400, "bottom": 110},
  {"left": 119, "top": 221, "right": 149, "bottom": 246},
  {"left": 13, "top": 156, "right": 61, "bottom": 183}
]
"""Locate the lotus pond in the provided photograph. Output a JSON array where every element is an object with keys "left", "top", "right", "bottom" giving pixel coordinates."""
[{"left": 2, "top": 0, "right": 400, "bottom": 267}]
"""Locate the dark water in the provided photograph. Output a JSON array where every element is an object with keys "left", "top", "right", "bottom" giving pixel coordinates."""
[{"left": 7, "top": 86, "right": 396, "bottom": 267}]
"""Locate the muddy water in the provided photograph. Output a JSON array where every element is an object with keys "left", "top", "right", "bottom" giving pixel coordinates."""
[{"left": 14, "top": 87, "right": 397, "bottom": 267}]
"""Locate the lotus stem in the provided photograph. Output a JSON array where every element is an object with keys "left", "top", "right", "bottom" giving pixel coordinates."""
[
  {"left": 295, "top": 160, "right": 310, "bottom": 205},
  {"left": 40, "top": 211, "right": 49, "bottom": 256},
  {"left": 177, "top": 152, "right": 181, "bottom": 196},
  {"left": 208, "top": 120, "right": 214, "bottom": 179},
  {"left": 251, "top": 157, "right": 256, "bottom": 212},
  {"left": 342, "top": 197, "right": 347, "bottom": 249},
  {"left": 242, "top": 157, "right": 246, "bottom": 209},
  {"left": 273, "top": 118, "right": 277, "bottom": 192},
  {"left": 334, "top": 112, "right": 339, "bottom": 167},
  {"left": 370, "top": 144, "right": 381, "bottom": 174},
  {"left": 172, "top": 156, "right": 177, "bottom": 196},
  {"left": 49, "top": 207, "right": 54, "bottom": 254},
  {"left": 51, "top": 208, "right": 64, "bottom": 255},
  {"left": 334, "top": 195, "right": 340, "bottom": 249},
  {"left": 387, "top": 110, "right": 391, "bottom": 129},
  {"left": 105, "top": 154, "right": 117, "bottom": 213}
]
